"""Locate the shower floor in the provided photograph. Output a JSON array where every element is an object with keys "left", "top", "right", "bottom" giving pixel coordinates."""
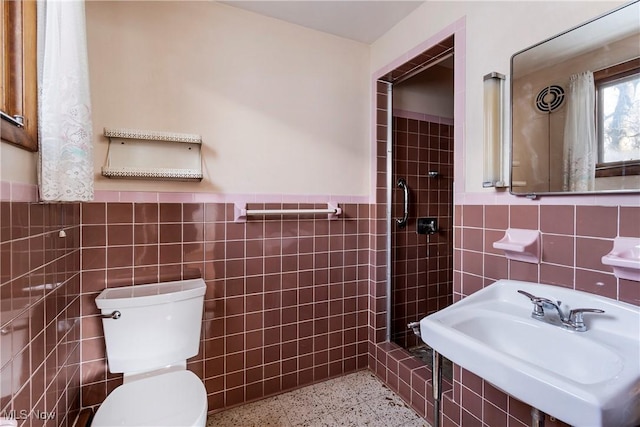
[{"left": 407, "top": 344, "right": 453, "bottom": 381}]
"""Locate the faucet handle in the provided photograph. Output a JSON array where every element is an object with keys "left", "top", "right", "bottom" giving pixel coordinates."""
[
  {"left": 517, "top": 290, "right": 545, "bottom": 317},
  {"left": 567, "top": 308, "right": 605, "bottom": 331},
  {"left": 517, "top": 289, "right": 537, "bottom": 301}
]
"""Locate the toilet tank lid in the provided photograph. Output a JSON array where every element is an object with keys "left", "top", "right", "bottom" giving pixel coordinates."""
[{"left": 96, "top": 278, "right": 206, "bottom": 310}]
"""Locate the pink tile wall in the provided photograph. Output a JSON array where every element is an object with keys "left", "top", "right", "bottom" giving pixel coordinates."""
[
  {"left": 391, "top": 116, "right": 453, "bottom": 348},
  {"left": 0, "top": 202, "right": 81, "bottom": 427},
  {"left": 366, "top": 201, "right": 638, "bottom": 427},
  {"left": 2, "top": 194, "right": 636, "bottom": 427},
  {"left": 446, "top": 203, "right": 639, "bottom": 427},
  {"left": 79, "top": 202, "right": 371, "bottom": 414},
  {"left": 456, "top": 204, "right": 640, "bottom": 306},
  {"left": 371, "top": 80, "right": 391, "bottom": 347}
]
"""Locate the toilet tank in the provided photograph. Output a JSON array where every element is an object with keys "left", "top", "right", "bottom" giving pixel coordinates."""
[{"left": 95, "top": 278, "right": 206, "bottom": 374}]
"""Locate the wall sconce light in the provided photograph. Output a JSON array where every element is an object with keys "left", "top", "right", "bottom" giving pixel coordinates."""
[{"left": 483, "top": 72, "right": 506, "bottom": 188}]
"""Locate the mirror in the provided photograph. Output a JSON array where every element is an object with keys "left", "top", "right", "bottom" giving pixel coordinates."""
[{"left": 510, "top": 1, "right": 640, "bottom": 196}]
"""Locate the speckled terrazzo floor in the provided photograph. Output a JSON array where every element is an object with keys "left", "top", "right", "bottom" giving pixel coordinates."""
[{"left": 206, "top": 370, "right": 430, "bottom": 427}]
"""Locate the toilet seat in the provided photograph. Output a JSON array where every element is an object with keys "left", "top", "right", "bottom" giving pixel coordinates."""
[{"left": 92, "top": 370, "right": 207, "bottom": 427}]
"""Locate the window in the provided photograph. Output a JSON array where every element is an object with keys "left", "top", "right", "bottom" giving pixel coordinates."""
[
  {"left": 1, "top": 0, "right": 37, "bottom": 151},
  {"left": 595, "top": 58, "right": 640, "bottom": 178}
]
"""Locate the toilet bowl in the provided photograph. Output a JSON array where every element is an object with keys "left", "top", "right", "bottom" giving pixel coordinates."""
[{"left": 92, "top": 279, "right": 208, "bottom": 427}]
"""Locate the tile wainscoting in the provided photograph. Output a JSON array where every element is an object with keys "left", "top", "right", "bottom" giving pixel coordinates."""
[
  {"left": 78, "top": 202, "right": 373, "bottom": 414},
  {"left": 0, "top": 201, "right": 82, "bottom": 427},
  {"left": 1, "top": 194, "right": 637, "bottom": 427}
]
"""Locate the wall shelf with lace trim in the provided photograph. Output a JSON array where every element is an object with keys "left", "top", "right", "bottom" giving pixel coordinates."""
[{"left": 101, "top": 128, "right": 203, "bottom": 181}]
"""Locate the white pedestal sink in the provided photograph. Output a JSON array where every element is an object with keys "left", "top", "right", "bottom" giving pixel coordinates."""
[{"left": 419, "top": 279, "right": 640, "bottom": 427}]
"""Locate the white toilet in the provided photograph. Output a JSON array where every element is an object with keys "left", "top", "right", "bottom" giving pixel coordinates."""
[{"left": 92, "top": 278, "right": 208, "bottom": 427}]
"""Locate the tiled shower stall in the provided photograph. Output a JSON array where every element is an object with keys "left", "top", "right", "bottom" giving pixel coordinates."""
[{"left": 391, "top": 114, "right": 454, "bottom": 350}]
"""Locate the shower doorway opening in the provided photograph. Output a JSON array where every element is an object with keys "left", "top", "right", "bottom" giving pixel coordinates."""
[{"left": 379, "top": 36, "right": 455, "bottom": 368}]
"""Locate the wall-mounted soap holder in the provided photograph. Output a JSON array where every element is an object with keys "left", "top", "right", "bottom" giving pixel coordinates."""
[
  {"left": 493, "top": 228, "right": 540, "bottom": 264},
  {"left": 602, "top": 237, "right": 640, "bottom": 282}
]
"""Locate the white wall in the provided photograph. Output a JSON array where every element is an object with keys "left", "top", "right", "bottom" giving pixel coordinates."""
[
  {"left": 0, "top": 141, "right": 37, "bottom": 185},
  {"left": 86, "top": 1, "right": 370, "bottom": 197},
  {"left": 3, "top": 1, "right": 629, "bottom": 200},
  {"left": 371, "top": 1, "right": 626, "bottom": 194}
]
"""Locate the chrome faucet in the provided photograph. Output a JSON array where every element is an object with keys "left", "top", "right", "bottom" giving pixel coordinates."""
[
  {"left": 407, "top": 321, "right": 421, "bottom": 338},
  {"left": 517, "top": 290, "right": 605, "bottom": 332}
]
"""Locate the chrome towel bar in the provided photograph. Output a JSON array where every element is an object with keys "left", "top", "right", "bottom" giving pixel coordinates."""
[{"left": 234, "top": 202, "right": 341, "bottom": 222}]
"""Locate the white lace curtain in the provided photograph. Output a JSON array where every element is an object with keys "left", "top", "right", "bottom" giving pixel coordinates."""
[
  {"left": 37, "top": 0, "right": 94, "bottom": 202},
  {"left": 562, "top": 71, "right": 596, "bottom": 192}
]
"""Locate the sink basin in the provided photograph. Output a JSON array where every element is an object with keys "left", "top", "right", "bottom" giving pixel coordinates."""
[{"left": 419, "top": 279, "right": 640, "bottom": 427}]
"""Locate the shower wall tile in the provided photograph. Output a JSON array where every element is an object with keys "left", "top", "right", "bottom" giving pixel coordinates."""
[
  {"left": 0, "top": 202, "right": 81, "bottom": 427},
  {"left": 391, "top": 115, "right": 454, "bottom": 349},
  {"left": 79, "top": 201, "right": 371, "bottom": 414}
]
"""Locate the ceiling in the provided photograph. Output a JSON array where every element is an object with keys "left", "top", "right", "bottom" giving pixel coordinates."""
[{"left": 219, "top": 1, "right": 425, "bottom": 44}]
